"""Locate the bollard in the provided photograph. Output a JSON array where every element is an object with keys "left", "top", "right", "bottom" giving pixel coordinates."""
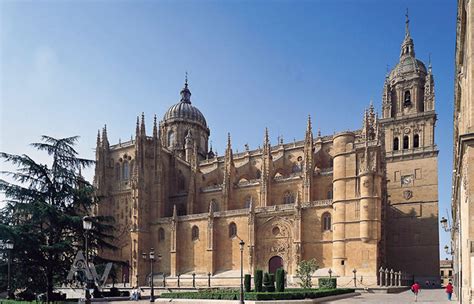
[
  {"left": 390, "top": 269, "right": 394, "bottom": 286},
  {"left": 208, "top": 272, "right": 211, "bottom": 287},
  {"left": 384, "top": 268, "right": 389, "bottom": 287},
  {"left": 177, "top": 273, "right": 180, "bottom": 288},
  {"left": 163, "top": 274, "right": 166, "bottom": 288},
  {"left": 379, "top": 267, "right": 384, "bottom": 286},
  {"left": 192, "top": 273, "right": 196, "bottom": 288}
]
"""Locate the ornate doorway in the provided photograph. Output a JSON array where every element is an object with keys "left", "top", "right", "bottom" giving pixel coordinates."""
[{"left": 268, "top": 256, "right": 284, "bottom": 274}]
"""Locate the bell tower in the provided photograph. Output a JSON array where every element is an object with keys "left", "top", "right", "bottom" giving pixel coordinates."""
[{"left": 380, "top": 11, "right": 439, "bottom": 284}]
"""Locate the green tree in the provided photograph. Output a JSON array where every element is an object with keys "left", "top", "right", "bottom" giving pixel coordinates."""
[
  {"left": 296, "top": 259, "right": 318, "bottom": 289},
  {"left": 0, "top": 136, "right": 114, "bottom": 300}
]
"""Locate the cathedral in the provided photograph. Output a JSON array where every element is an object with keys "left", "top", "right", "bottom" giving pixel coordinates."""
[{"left": 95, "top": 17, "right": 439, "bottom": 287}]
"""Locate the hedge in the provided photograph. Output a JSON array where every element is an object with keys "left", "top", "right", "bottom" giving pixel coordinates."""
[
  {"left": 244, "top": 274, "right": 251, "bottom": 292},
  {"left": 254, "top": 269, "right": 263, "bottom": 292},
  {"left": 160, "top": 288, "right": 354, "bottom": 300},
  {"left": 319, "top": 277, "right": 337, "bottom": 289}
]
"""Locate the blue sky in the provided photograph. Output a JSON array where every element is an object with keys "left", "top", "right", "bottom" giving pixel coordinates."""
[{"left": 1, "top": 0, "right": 456, "bottom": 260}]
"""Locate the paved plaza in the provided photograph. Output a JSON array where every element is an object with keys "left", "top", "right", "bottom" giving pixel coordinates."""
[{"left": 327, "top": 288, "right": 457, "bottom": 303}]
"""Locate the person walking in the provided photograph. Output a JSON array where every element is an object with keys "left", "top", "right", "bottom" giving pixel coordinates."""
[
  {"left": 445, "top": 282, "right": 454, "bottom": 301},
  {"left": 411, "top": 281, "right": 421, "bottom": 302}
]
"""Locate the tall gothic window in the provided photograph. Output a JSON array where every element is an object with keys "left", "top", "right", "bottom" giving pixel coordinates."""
[
  {"left": 413, "top": 134, "right": 420, "bottom": 148},
  {"left": 191, "top": 226, "right": 199, "bottom": 241},
  {"left": 228, "top": 222, "right": 237, "bottom": 238},
  {"left": 283, "top": 191, "right": 295, "bottom": 204},
  {"left": 158, "top": 228, "right": 165, "bottom": 242},
  {"left": 327, "top": 189, "right": 333, "bottom": 199},
  {"left": 168, "top": 130, "right": 175, "bottom": 148},
  {"left": 403, "top": 135, "right": 409, "bottom": 149},
  {"left": 245, "top": 196, "right": 253, "bottom": 208},
  {"left": 115, "top": 163, "right": 121, "bottom": 181},
  {"left": 322, "top": 212, "right": 332, "bottom": 231},
  {"left": 122, "top": 162, "right": 129, "bottom": 180},
  {"left": 393, "top": 137, "right": 399, "bottom": 151}
]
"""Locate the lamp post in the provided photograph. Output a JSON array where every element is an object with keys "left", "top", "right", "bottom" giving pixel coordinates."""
[
  {"left": 328, "top": 268, "right": 332, "bottom": 279},
  {"left": 142, "top": 248, "right": 158, "bottom": 302},
  {"left": 239, "top": 239, "right": 245, "bottom": 304},
  {"left": 352, "top": 269, "right": 357, "bottom": 288},
  {"left": 5, "top": 240, "right": 14, "bottom": 299},
  {"left": 82, "top": 216, "right": 93, "bottom": 304}
]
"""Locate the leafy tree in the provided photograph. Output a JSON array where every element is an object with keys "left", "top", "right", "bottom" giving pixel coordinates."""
[
  {"left": 296, "top": 259, "right": 319, "bottom": 289},
  {"left": 0, "top": 136, "right": 114, "bottom": 300}
]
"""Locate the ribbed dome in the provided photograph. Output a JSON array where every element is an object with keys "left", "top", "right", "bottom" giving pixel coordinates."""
[
  {"left": 163, "top": 81, "right": 207, "bottom": 127},
  {"left": 390, "top": 56, "right": 426, "bottom": 78},
  {"left": 163, "top": 102, "right": 207, "bottom": 127}
]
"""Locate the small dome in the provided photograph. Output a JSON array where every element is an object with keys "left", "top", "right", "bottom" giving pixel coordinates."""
[
  {"left": 163, "top": 102, "right": 207, "bottom": 127},
  {"left": 390, "top": 56, "right": 426, "bottom": 79},
  {"left": 163, "top": 82, "right": 207, "bottom": 128}
]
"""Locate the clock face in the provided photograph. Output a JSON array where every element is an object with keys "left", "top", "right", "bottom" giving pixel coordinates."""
[{"left": 401, "top": 175, "right": 413, "bottom": 185}]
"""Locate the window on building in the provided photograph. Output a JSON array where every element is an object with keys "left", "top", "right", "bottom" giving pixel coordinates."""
[
  {"left": 168, "top": 131, "right": 175, "bottom": 148},
  {"left": 191, "top": 226, "right": 199, "bottom": 241},
  {"left": 440, "top": 270, "right": 445, "bottom": 277},
  {"left": 413, "top": 134, "right": 420, "bottom": 148},
  {"left": 122, "top": 162, "right": 129, "bottom": 180},
  {"left": 283, "top": 191, "right": 295, "bottom": 204},
  {"left": 327, "top": 190, "right": 333, "bottom": 199},
  {"left": 449, "top": 270, "right": 452, "bottom": 277},
  {"left": 393, "top": 137, "right": 399, "bottom": 151},
  {"left": 210, "top": 199, "right": 219, "bottom": 212},
  {"left": 115, "top": 164, "right": 121, "bottom": 181},
  {"left": 229, "top": 222, "right": 237, "bottom": 238},
  {"left": 245, "top": 196, "right": 253, "bottom": 208},
  {"left": 355, "top": 201, "right": 360, "bottom": 219},
  {"left": 403, "top": 136, "right": 409, "bottom": 149},
  {"left": 158, "top": 228, "right": 165, "bottom": 242},
  {"left": 404, "top": 90, "right": 411, "bottom": 107},
  {"left": 130, "top": 161, "right": 134, "bottom": 178},
  {"left": 322, "top": 212, "right": 332, "bottom": 231}
]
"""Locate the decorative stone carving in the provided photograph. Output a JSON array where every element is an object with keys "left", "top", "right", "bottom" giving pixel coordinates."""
[{"left": 403, "top": 190, "right": 413, "bottom": 200}]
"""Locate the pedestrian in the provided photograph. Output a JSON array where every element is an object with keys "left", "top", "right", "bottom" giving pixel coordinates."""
[
  {"left": 411, "top": 281, "right": 421, "bottom": 302},
  {"left": 445, "top": 282, "right": 454, "bottom": 301}
]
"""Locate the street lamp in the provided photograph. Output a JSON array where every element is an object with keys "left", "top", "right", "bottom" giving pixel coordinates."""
[
  {"left": 82, "top": 216, "right": 93, "bottom": 304},
  {"left": 328, "top": 268, "right": 332, "bottom": 279},
  {"left": 445, "top": 245, "right": 454, "bottom": 255},
  {"left": 239, "top": 239, "right": 245, "bottom": 304},
  {"left": 142, "top": 248, "right": 159, "bottom": 302},
  {"left": 352, "top": 269, "right": 357, "bottom": 288},
  {"left": 5, "top": 240, "right": 14, "bottom": 299}
]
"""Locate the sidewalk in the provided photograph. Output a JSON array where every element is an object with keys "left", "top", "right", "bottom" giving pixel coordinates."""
[{"left": 326, "top": 288, "right": 458, "bottom": 303}]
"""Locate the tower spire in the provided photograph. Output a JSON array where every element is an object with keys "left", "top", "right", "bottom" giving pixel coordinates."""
[
  {"left": 153, "top": 114, "right": 158, "bottom": 138},
  {"left": 135, "top": 116, "right": 140, "bottom": 138},
  {"left": 180, "top": 72, "right": 192, "bottom": 104},
  {"left": 140, "top": 112, "right": 146, "bottom": 136},
  {"left": 405, "top": 8, "right": 410, "bottom": 38}
]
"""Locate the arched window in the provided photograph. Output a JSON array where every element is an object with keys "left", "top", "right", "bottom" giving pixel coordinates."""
[
  {"left": 403, "top": 135, "right": 409, "bottom": 149},
  {"left": 393, "top": 137, "right": 399, "bottom": 151},
  {"left": 168, "top": 131, "right": 175, "bottom": 148},
  {"left": 158, "top": 228, "right": 165, "bottom": 242},
  {"left": 244, "top": 196, "right": 253, "bottom": 208},
  {"left": 122, "top": 162, "right": 129, "bottom": 180},
  {"left": 130, "top": 161, "right": 134, "bottom": 178},
  {"left": 191, "top": 226, "right": 199, "bottom": 241},
  {"left": 177, "top": 171, "right": 185, "bottom": 191},
  {"left": 404, "top": 90, "right": 411, "bottom": 107},
  {"left": 115, "top": 163, "right": 121, "bottom": 181},
  {"left": 228, "top": 222, "right": 237, "bottom": 238},
  {"left": 292, "top": 163, "right": 301, "bottom": 173},
  {"left": 283, "top": 191, "right": 295, "bottom": 204},
  {"left": 256, "top": 170, "right": 261, "bottom": 179},
  {"left": 210, "top": 199, "right": 219, "bottom": 212},
  {"left": 322, "top": 213, "right": 332, "bottom": 231},
  {"left": 327, "top": 190, "right": 333, "bottom": 199},
  {"left": 413, "top": 134, "right": 420, "bottom": 148}
]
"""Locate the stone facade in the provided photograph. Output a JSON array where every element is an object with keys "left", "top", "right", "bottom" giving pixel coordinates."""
[
  {"left": 452, "top": 0, "right": 474, "bottom": 302},
  {"left": 95, "top": 17, "right": 439, "bottom": 288},
  {"left": 440, "top": 259, "right": 454, "bottom": 287}
]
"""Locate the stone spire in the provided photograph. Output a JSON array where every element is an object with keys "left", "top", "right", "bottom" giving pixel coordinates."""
[
  {"left": 96, "top": 129, "right": 101, "bottom": 148},
  {"left": 180, "top": 72, "right": 192, "bottom": 104},
  {"left": 400, "top": 9, "right": 415, "bottom": 58},
  {"left": 135, "top": 116, "right": 140, "bottom": 138},
  {"left": 153, "top": 114, "right": 158, "bottom": 139},
  {"left": 140, "top": 112, "right": 146, "bottom": 137},
  {"left": 102, "top": 125, "right": 109, "bottom": 150}
]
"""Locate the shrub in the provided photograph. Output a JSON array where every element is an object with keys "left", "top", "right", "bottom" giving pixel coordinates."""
[
  {"left": 263, "top": 272, "right": 275, "bottom": 292},
  {"left": 276, "top": 268, "right": 285, "bottom": 292},
  {"left": 319, "top": 277, "right": 337, "bottom": 289},
  {"left": 244, "top": 274, "right": 251, "bottom": 292},
  {"left": 254, "top": 269, "right": 263, "bottom": 292},
  {"left": 296, "top": 259, "right": 319, "bottom": 288}
]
